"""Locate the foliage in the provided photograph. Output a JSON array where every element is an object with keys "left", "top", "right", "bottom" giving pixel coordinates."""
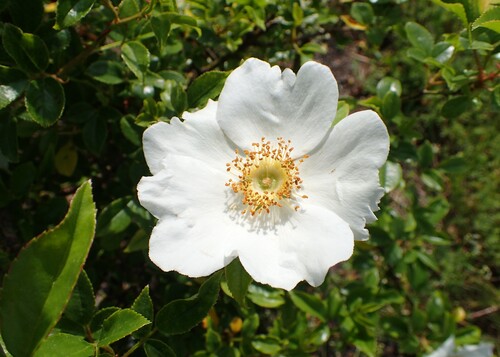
[{"left": 0, "top": 0, "right": 498, "bottom": 356}]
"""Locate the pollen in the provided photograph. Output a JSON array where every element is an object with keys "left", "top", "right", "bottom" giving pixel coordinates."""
[{"left": 226, "top": 137, "right": 308, "bottom": 215}]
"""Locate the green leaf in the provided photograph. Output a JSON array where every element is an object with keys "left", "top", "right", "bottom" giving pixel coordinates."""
[
  {"left": 86, "top": 61, "right": 125, "bottom": 84},
  {"left": 144, "top": 339, "right": 176, "bottom": 357},
  {"left": 64, "top": 270, "right": 95, "bottom": 326},
  {"left": 96, "top": 197, "right": 133, "bottom": 237},
  {"left": 251, "top": 336, "right": 282, "bottom": 355},
  {"left": 405, "top": 22, "right": 434, "bottom": 54},
  {"left": 156, "top": 271, "right": 222, "bottom": 335},
  {"left": 432, "top": 42, "right": 454, "bottom": 63},
  {"left": 96, "top": 309, "right": 150, "bottom": 347},
  {"left": 431, "top": 0, "right": 468, "bottom": 25},
  {"left": 7, "top": 0, "right": 44, "bottom": 32},
  {"left": 151, "top": 13, "right": 171, "bottom": 49},
  {"left": 34, "top": 333, "right": 94, "bottom": 357},
  {"left": 56, "top": 0, "right": 96, "bottom": 29},
  {"left": 2, "top": 24, "right": 49, "bottom": 73},
  {"left": 170, "top": 83, "right": 187, "bottom": 114},
  {"left": 441, "top": 95, "right": 473, "bottom": 118},
  {"left": 381, "top": 91, "right": 401, "bottom": 119},
  {"left": 351, "top": 2, "right": 374, "bottom": 25},
  {"left": 289, "top": 291, "right": 327, "bottom": 322},
  {"left": 187, "top": 71, "right": 229, "bottom": 108},
  {"left": 472, "top": 6, "right": 500, "bottom": 33},
  {"left": 131, "top": 286, "right": 154, "bottom": 337},
  {"left": 376, "top": 77, "right": 402, "bottom": 98},
  {"left": 0, "top": 181, "right": 96, "bottom": 357},
  {"left": 121, "top": 41, "right": 150, "bottom": 80},
  {"left": 54, "top": 142, "right": 78, "bottom": 177},
  {"left": 417, "top": 141, "right": 434, "bottom": 168},
  {"left": 25, "top": 78, "right": 65, "bottom": 127},
  {"left": 439, "top": 156, "right": 468, "bottom": 173},
  {"left": 247, "top": 284, "right": 285, "bottom": 308},
  {"left": 380, "top": 161, "right": 403, "bottom": 193},
  {"left": 0, "top": 66, "right": 28, "bottom": 110},
  {"left": 333, "top": 100, "right": 350, "bottom": 126},
  {"left": 292, "top": 2, "right": 304, "bottom": 26},
  {"left": 120, "top": 116, "right": 141, "bottom": 146},
  {"left": 225, "top": 258, "right": 252, "bottom": 306}
]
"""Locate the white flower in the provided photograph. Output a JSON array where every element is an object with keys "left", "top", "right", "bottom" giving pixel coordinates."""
[{"left": 138, "top": 58, "right": 389, "bottom": 290}]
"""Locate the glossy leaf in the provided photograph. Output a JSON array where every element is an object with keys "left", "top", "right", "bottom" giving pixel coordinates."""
[
  {"left": 121, "top": 41, "right": 150, "bottom": 80},
  {"left": 225, "top": 258, "right": 252, "bottom": 306},
  {"left": 289, "top": 291, "right": 327, "bottom": 322},
  {"left": 0, "top": 181, "right": 96, "bottom": 357},
  {"left": 405, "top": 22, "right": 434, "bottom": 54},
  {"left": 151, "top": 13, "right": 171, "bottom": 49},
  {"left": 2, "top": 24, "right": 49, "bottom": 73},
  {"left": 96, "top": 309, "right": 150, "bottom": 347},
  {"left": 34, "top": 333, "right": 94, "bottom": 357},
  {"left": 0, "top": 66, "right": 28, "bottom": 110},
  {"left": 96, "top": 197, "right": 133, "bottom": 237},
  {"left": 156, "top": 271, "right": 222, "bottom": 335},
  {"left": 247, "top": 284, "right": 285, "bottom": 308},
  {"left": 187, "top": 71, "right": 229, "bottom": 108},
  {"left": 56, "top": 0, "right": 96, "bottom": 29},
  {"left": 25, "top": 78, "right": 66, "bottom": 127},
  {"left": 86, "top": 61, "right": 125, "bottom": 84},
  {"left": 472, "top": 7, "right": 500, "bottom": 33}
]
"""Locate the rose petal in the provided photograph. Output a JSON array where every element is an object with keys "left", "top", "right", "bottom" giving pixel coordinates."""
[
  {"left": 301, "top": 110, "right": 390, "bottom": 240},
  {"left": 142, "top": 100, "right": 233, "bottom": 174},
  {"left": 238, "top": 203, "right": 354, "bottom": 290},
  {"left": 217, "top": 58, "right": 338, "bottom": 158}
]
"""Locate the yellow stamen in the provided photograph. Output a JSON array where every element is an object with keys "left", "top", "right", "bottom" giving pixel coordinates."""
[{"left": 226, "top": 137, "right": 307, "bottom": 215}]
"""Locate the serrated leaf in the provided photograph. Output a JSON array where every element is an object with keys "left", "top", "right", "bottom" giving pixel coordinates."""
[
  {"left": 0, "top": 181, "right": 96, "bottom": 357},
  {"left": 25, "top": 78, "right": 65, "bottom": 127},
  {"left": 0, "top": 66, "right": 28, "bottom": 110},
  {"left": 56, "top": 0, "right": 96, "bottom": 29},
  {"left": 187, "top": 71, "right": 229, "bottom": 108},
  {"left": 431, "top": 0, "right": 468, "bottom": 25},
  {"left": 64, "top": 270, "right": 95, "bottom": 326},
  {"left": 405, "top": 22, "right": 434, "bottom": 54},
  {"left": 472, "top": 6, "right": 500, "bottom": 33},
  {"left": 121, "top": 41, "right": 150, "bottom": 80},
  {"left": 156, "top": 271, "right": 222, "bottom": 335},
  {"left": 131, "top": 286, "right": 154, "bottom": 338},
  {"left": 132, "top": 286, "right": 154, "bottom": 321},
  {"left": 225, "top": 258, "right": 252, "bottom": 306},
  {"left": 289, "top": 291, "right": 327, "bottom": 322},
  {"left": 34, "top": 333, "right": 94, "bottom": 357},
  {"left": 86, "top": 61, "right": 125, "bottom": 84},
  {"left": 2, "top": 24, "right": 49, "bottom": 73},
  {"left": 96, "top": 309, "right": 150, "bottom": 347}
]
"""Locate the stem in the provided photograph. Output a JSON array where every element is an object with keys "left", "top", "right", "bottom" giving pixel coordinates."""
[{"left": 122, "top": 327, "right": 158, "bottom": 357}]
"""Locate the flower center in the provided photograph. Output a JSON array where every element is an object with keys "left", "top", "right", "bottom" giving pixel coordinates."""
[{"left": 226, "top": 137, "right": 308, "bottom": 215}]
